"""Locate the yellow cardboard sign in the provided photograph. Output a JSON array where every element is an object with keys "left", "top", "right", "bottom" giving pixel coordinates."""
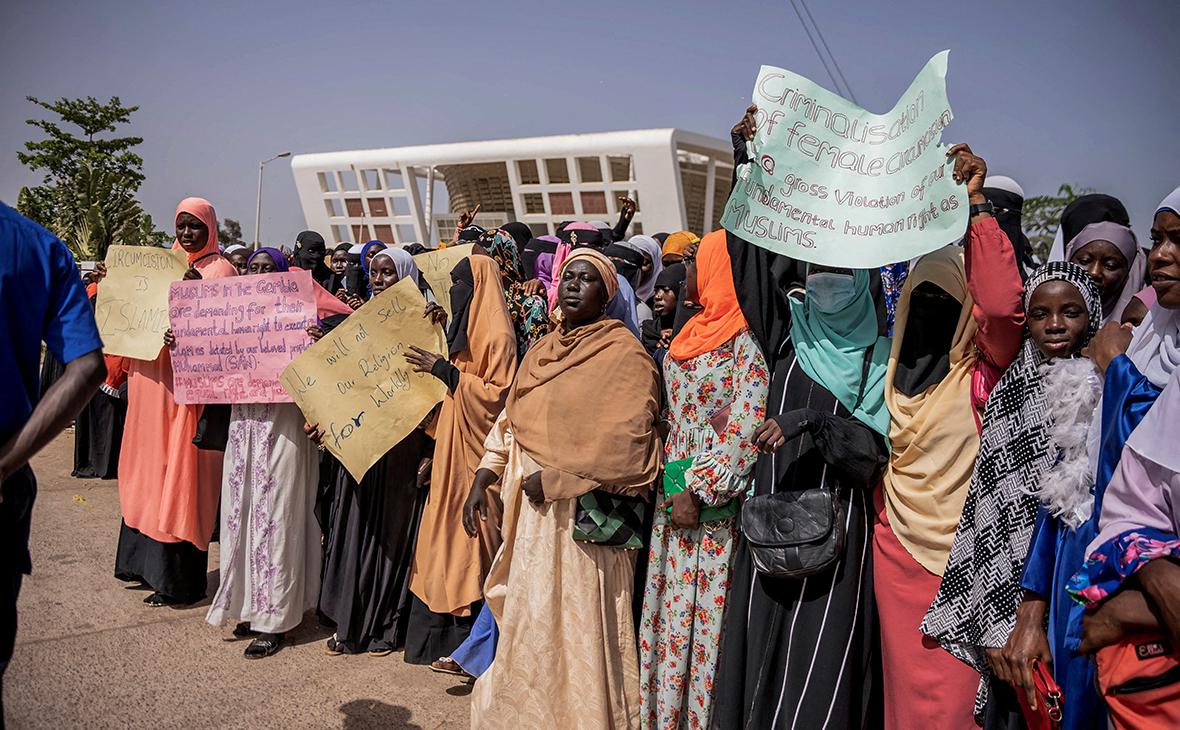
[
  {"left": 280, "top": 277, "right": 447, "bottom": 481},
  {"left": 94, "top": 245, "right": 190, "bottom": 360},
  {"left": 413, "top": 243, "right": 473, "bottom": 319}
]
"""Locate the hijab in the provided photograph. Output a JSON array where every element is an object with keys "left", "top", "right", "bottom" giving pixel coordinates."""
[
  {"left": 479, "top": 228, "right": 551, "bottom": 356},
  {"left": 883, "top": 244, "right": 981, "bottom": 575},
  {"left": 668, "top": 230, "right": 748, "bottom": 362},
  {"left": 173, "top": 197, "right": 237, "bottom": 277},
  {"left": 247, "top": 247, "right": 290, "bottom": 272},
  {"left": 1065, "top": 221, "right": 1146, "bottom": 324},
  {"left": 603, "top": 243, "right": 644, "bottom": 289},
  {"left": 293, "top": 230, "right": 331, "bottom": 284},
  {"left": 501, "top": 222, "right": 533, "bottom": 253},
  {"left": 446, "top": 258, "right": 474, "bottom": 358},
  {"left": 524, "top": 235, "right": 559, "bottom": 282},
  {"left": 325, "top": 243, "right": 351, "bottom": 294},
  {"left": 662, "top": 231, "right": 699, "bottom": 259},
  {"left": 788, "top": 268, "right": 890, "bottom": 436},
  {"left": 557, "top": 248, "right": 620, "bottom": 302},
  {"left": 983, "top": 175, "right": 1035, "bottom": 279},
  {"left": 370, "top": 247, "right": 421, "bottom": 285},
  {"left": 558, "top": 221, "right": 605, "bottom": 249},
  {"left": 457, "top": 224, "right": 485, "bottom": 242},
  {"left": 359, "top": 240, "right": 387, "bottom": 275},
  {"left": 621, "top": 235, "right": 664, "bottom": 301},
  {"left": 1048, "top": 193, "right": 1132, "bottom": 263}
]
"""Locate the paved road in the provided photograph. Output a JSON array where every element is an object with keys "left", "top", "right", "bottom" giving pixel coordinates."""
[{"left": 4, "top": 433, "right": 470, "bottom": 729}]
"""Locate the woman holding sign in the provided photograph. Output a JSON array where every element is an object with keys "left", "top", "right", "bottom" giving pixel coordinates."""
[
  {"left": 115, "top": 197, "right": 238, "bottom": 607},
  {"left": 404, "top": 254, "right": 518, "bottom": 668},
  {"left": 467, "top": 249, "right": 662, "bottom": 729},
  {"left": 311, "top": 247, "right": 435, "bottom": 656},
  {"left": 875, "top": 146, "right": 1025, "bottom": 728},
  {"left": 204, "top": 248, "right": 345, "bottom": 659}
]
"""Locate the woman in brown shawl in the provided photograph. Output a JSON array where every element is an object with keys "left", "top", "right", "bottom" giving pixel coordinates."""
[
  {"left": 403, "top": 254, "right": 518, "bottom": 665},
  {"left": 464, "top": 249, "right": 662, "bottom": 729}
]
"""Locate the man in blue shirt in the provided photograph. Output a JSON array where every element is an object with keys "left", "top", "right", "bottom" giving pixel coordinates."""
[{"left": 0, "top": 202, "right": 105, "bottom": 716}]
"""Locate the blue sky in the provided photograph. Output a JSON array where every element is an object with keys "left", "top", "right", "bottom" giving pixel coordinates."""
[{"left": 2, "top": 0, "right": 1177, "bottom": 247}]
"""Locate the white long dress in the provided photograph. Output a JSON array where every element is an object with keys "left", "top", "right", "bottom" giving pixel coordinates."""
[{"left": 206, "top": 402, "right": 321, "bottom": 634}]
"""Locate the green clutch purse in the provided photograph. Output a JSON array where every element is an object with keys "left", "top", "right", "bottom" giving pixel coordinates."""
[{"left": 663, "top": 457, "right": 739, "bottom": 523}]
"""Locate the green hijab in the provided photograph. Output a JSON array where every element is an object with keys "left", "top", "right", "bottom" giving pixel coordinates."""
[{"left": 787, "top": 267, "right": 890, "bottom": 437}]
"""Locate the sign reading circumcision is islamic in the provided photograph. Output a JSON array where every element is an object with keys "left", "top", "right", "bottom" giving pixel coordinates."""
[
  {"left": 720, "top": 50, "right": 968, "bottom": 268},
  {"left": 94, "top": 245, "right": 191, "bottom": 360}
]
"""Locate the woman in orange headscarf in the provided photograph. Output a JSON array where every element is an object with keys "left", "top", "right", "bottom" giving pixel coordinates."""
[
  {"left": 638, "top": 230, "right": 770, "bottom": 729},
  {"left": 115, "top": 198, "right": 238, "bottom": 606}
]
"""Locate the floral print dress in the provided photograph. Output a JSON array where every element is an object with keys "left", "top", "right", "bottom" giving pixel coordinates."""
[{"left": 639, "top": 328, "right": 769, "bottom": 729}]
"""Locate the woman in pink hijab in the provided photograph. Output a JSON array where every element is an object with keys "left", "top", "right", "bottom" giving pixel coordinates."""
[{"left": 115, "top": 198, "right": 238, "bottom": 607}]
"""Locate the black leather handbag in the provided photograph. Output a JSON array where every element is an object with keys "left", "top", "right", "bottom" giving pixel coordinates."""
[
  {"left": 741, "top": 486, "right": 846, "bottom": 578},
  {"left": 739, "top": 347, "right": 874, "bottom": 579}
]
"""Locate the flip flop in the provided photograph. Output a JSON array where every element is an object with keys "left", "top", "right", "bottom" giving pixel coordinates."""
[{"left": 324, "top": 635, "right": 346, "bottom": 656}]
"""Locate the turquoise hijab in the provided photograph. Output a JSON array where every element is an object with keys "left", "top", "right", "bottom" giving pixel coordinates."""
[{"left": 787, "top": 267, "right": 890, "bottom": 437}]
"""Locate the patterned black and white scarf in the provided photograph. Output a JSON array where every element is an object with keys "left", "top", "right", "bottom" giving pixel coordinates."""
[{"left": 920, "top": 262, "right": 1102, "bottom": 715}]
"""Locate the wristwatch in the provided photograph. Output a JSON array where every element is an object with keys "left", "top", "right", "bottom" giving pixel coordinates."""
[{"left": 969, "top": 201, "right": 995, "bottom": 217}]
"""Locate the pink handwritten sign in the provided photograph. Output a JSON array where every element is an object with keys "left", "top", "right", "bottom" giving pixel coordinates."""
[{"left": 169, "top": 270, "right": 318, "bottom": 404}]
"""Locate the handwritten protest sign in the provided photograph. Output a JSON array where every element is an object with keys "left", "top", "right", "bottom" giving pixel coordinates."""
[
  {"left": 94, "top": 245, "right": 190, "bottom": 360},
  {"left": 280, "top": 278, "right": 447, "bottom": 481},
  {"left": 168, "top": 270, "right": 317, "bottom": 405},
  {"left": 721, "top": 50, "right": 968, "bottom": 268},
  {"left": 413, "top": 244, "right": 473, "bottom": 319}
]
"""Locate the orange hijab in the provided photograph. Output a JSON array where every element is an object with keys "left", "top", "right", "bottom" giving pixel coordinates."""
[
  {"left": 173, "top": 197, "right": 237, "bottom": 278},
  {"left": 668, "top": 230, "right": 747, "bottom": 361}
]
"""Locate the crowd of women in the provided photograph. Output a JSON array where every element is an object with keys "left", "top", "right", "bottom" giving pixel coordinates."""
[{"left": 63, "top": 106, "right": 1180, "bottom": 730}]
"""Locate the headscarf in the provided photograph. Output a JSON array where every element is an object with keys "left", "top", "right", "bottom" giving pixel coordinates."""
[
  {"left": 621, "top": 234, "right": 664, "bottom": 301},
  {"left": 367, "top": 247, "right": 421, "bottom": 286},
  {"left": 527, "top": 235, "right": 560, "bottom": 286},
  {"left": 173, "top": 197, "right": 237, "bottom": 277},
  {"left": 479, "top": 228, "right": 551, "bottom": 356},
  {"left": 1048, "top": 193, "right": 1132, "bottom": 263},
  {"left": 788, "top": 268, "right": 890, "bottom": 436},
  {"left": 883, "top": 244, "right": 980, "bottom": 575},
  {"left": 668, "top": 230, "right": 747, "bottom": 362},
  {"left": 446, "top": 258, "right": 474, "bottom": 357},
  {"left": 603, "top": 243, "right": 644, "bottom": 288},
  {"left": 457, "top": 224, "right": 485, "bottom": 242},
  {"left": 922, "top": 260, "right": 1103, "bottom": 672},
  {"left": 558, "top": 221, "right": 605, "bottom": 249},
  {"left": 505, "top": 316, "right": 661, "bottom": 501},
  {"left": 556, "top": 248, "right": 620, "bottom": 302},
  {"left": 293, "top": 230, "right": 331, "bottom": 284},
  {"left": 501, "top": 222, "right": 533, "bottom": 252},
  {"left": 223, "top": 244, "right": 248, "bottom": 255},
  {"left": 247, "top": 247, "right": 290, "bottom": 272},
  {"left": 324, "top": 243, "right": 351, "bottom": 294},
  {"left": 1064, "top": 221, "right": 1146, "bottom": 324},
  {"left": 359, "top": 240, "right": 387, "bottom": 274},
  {"left": 983, "top": 175, "right": 1034, "bottom": 279},
  {"left": 661, "top": 231, "right": 700, "bottom": 259}
]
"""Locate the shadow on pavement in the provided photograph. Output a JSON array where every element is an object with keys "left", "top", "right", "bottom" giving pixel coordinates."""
[{"left": 339, "top": 699, "right": 423, "bottom": 729}]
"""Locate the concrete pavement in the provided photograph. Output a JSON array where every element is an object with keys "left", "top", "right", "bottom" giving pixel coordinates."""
[{"left": 4, "top": 433, "right": 470, "bottom": 729}]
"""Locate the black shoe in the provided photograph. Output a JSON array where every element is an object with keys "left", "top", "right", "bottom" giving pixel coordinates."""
[
  {"left": 143, "top": 592, "right": 177, "bottom": 607},
  {"left": 244, "top": 634, "right": 283, "bottom": 659}
]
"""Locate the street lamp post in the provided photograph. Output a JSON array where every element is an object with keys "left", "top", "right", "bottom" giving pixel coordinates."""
[{"left": 253, "top": 151, "right": 291, "bottom": 249}]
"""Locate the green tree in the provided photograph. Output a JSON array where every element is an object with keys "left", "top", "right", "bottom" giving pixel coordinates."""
[
  {"left": 15, "top": 95, "right": 165, "bottom": 258},
  {"left": 219, "top": 218, "right": 245, "bottom": 246},
  {"left": 1024, "top": 183, "right": 1093, "bottom": 262},
  {"left": 18, "top": 95, "right": 144, "bottom": 191}
]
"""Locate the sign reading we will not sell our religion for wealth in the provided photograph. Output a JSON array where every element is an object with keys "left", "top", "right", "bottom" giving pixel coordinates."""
[
  {"left": 721, "top": 50, "right": 968, "bottom": 268},
  {"left": 279, "top": 277, "right": 447, "bottom": 482},
  {"left": 168, "top": 270, "right": 318, "bottom": 405}
]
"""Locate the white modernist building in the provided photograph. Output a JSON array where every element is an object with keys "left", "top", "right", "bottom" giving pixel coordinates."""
[{"left": 290, "top": 129, "right": 732, "bottom": 246}]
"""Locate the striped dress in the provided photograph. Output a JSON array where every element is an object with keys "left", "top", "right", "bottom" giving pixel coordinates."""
[{"left": 711, "top": 334, "right": 886, "bottom": 730}]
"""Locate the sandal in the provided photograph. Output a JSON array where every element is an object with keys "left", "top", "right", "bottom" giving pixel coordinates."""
[
  {"left": 244, "top": 634, "right": 283, "bottom": 659},
  {"left": 143, "top": 592, "right": 175, "bottom": 608},
  {"left": 324, "top": 634, "right": 346, "bottom": 656},
  {"left": 429, "top": 657, "right": 468, "bottom": 676},
  {"left": 367, "top": 642, "right": 396, "bottom": 657}
]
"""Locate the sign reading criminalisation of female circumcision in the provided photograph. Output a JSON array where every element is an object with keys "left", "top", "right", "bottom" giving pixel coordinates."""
[{"left": 721, "top": 50, "right": 968, "bottom": 268}]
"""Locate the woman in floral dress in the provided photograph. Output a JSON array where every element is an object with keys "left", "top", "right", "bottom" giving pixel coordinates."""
[{"left": 639, "top": 230, "right": 769, "bottom": 729}]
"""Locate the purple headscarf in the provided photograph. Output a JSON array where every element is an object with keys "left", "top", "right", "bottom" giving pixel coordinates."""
[{"left": 247, "top": 247, "right": 290, "bottom": 272}]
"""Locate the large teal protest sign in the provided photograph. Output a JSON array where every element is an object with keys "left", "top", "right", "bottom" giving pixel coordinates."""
[{"left": 721, "top": 51, "right": 968, "bottom": 268}]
